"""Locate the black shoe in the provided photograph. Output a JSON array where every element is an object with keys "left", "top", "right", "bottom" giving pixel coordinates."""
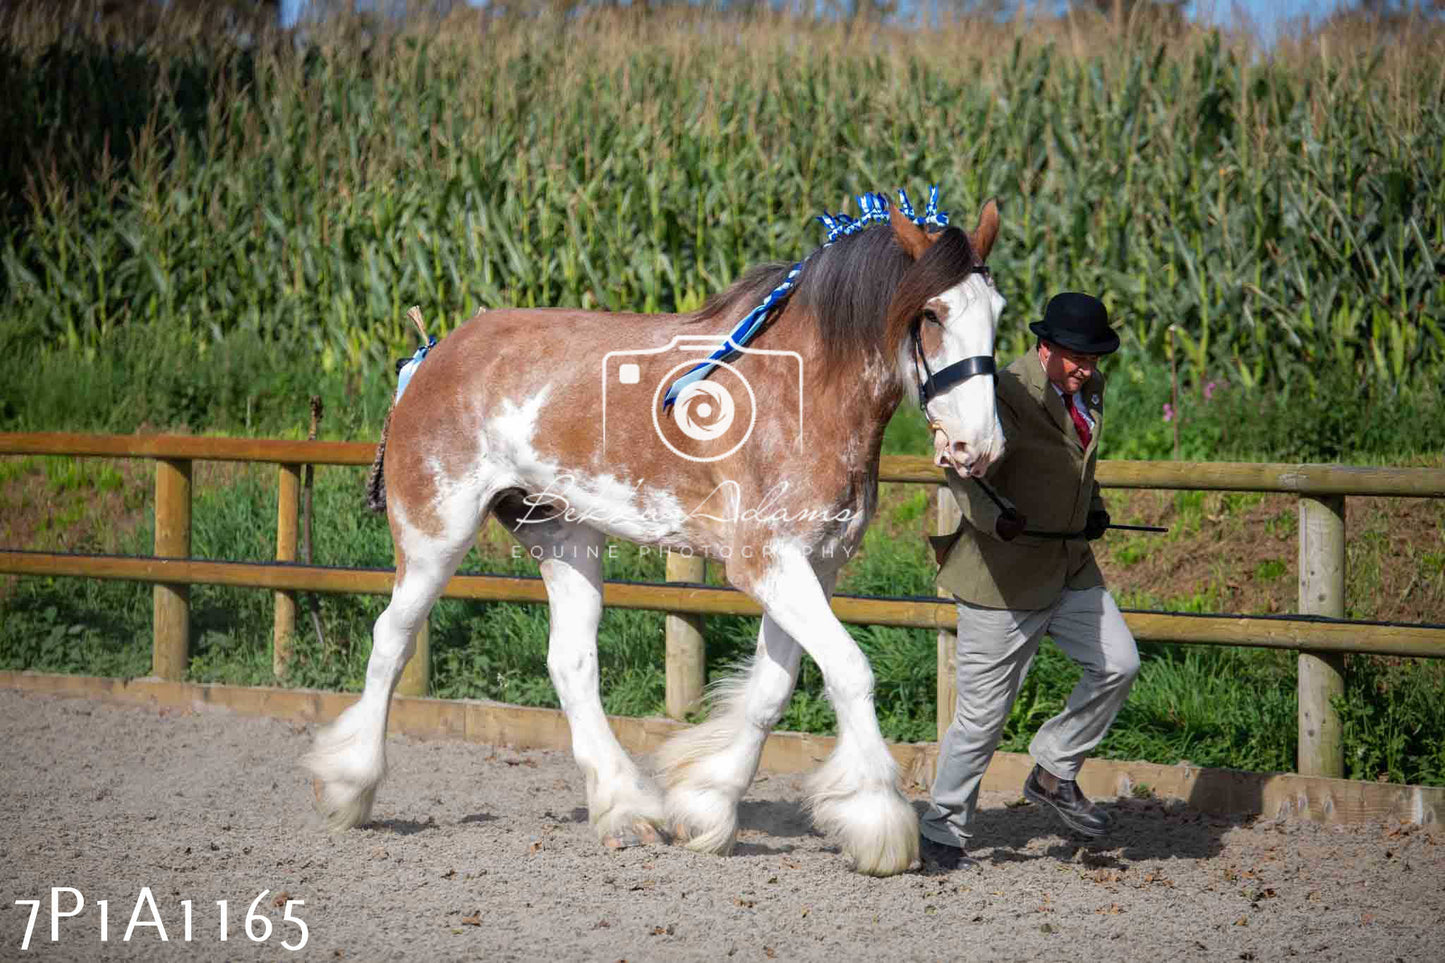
[
  {"left": 919, "top": 836, "right": 978, "bottom": 870},
  {"left": 1023, "top": 765, "right": 1109, "bottom": 838}
]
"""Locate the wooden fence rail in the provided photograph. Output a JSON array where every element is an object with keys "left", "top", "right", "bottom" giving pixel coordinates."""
[
  {"left": 4, "top": 431, "right": 1445, "bottom": 495},
  {"left": 2, "top": 431, "right": 1443, "bottom": 782}
]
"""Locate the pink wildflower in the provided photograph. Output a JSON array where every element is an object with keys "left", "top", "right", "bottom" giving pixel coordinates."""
[
  {"left": 1162, "top": 403, "right": 1174, "bottom": 423},
  {"left": 1204, "top": 381, "right": 1217, "bottom": 401}
]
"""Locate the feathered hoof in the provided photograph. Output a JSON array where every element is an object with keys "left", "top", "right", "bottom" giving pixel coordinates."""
[
  {"left": 594, "top": 806, "right": 668, "bottom": 850},
  {"left": 311, "top": 777, "right": 378, "bottom": 832},
  {"left": 812, "top": 786, "right": 920, "bottom": 878},
  {"left": 601, "top": 817, "right": 669, "bottom": 850},
  {"left": 302, "top": 724, "right": 385, "bottom": 833},
  {"left": 847, "top": 833, "right": 921, "bottom": 878},
  {"left": 665, "top": 788, "right": 739, "bottom": 855},
  {"left": 669, "top": 818, "right": 738, "bottom": 856}
]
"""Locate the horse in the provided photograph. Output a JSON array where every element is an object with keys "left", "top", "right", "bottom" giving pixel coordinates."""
[{"left": 304, "top": 191, "right": 1006, "bottom": 877}]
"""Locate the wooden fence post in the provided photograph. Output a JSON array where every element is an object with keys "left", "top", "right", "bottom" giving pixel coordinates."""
[
  {"left": 396, "top": 620, "right": 430, "bottom": 697},
  {"left": 152, "top": 458, "right": 191, "bottom": 680},
  {"left": 273, "top": 463, "right": 301, "bottom": 678},
  {"left": 1298, "top": 494, "right": 1346, "bottom": 778},
  {"left": 936, "top": 484, "right": 961, "bottom": 742},
  {"left": 665, "top": 551, "right": 706, "bottom": 720}
]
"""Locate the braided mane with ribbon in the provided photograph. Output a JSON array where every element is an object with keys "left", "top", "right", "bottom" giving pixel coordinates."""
[{"left": 661, "top": 187, "right": 951, "bottom": 409}]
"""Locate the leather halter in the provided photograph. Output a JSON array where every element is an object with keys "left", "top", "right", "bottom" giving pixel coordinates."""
[{"left": 909, "top": 265, "right": 997, "bottom": 425}]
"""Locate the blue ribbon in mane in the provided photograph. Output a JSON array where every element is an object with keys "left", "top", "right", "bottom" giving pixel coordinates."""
[{"left": 661, "top": 187, "right": 950, "bottom": 409}]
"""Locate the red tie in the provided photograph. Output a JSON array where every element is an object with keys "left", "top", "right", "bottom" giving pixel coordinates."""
[{"left": 1062, "top": 393, "right": 1092, "bottom": 448}]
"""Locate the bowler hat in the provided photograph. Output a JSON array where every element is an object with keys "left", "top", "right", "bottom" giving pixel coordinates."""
[{"left": 1029, "top": 292, "right": 1120, "bottom": 355}]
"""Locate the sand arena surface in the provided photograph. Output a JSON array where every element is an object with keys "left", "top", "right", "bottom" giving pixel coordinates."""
[{"left": 2, "top": 688, "right": 1441, "bottom": 961}]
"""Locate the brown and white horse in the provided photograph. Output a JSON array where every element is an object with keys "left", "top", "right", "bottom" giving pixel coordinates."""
[{"left": 305, "top": 198, "right": 1006, "bottom": 877}]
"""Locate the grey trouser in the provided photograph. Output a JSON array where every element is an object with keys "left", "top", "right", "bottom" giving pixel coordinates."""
[{"left": 924, "top": 585, "right": 1139, "bottom": 841}]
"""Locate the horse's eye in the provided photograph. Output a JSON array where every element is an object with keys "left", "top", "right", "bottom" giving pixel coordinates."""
[{"left": 923, "top": 309, "right": 941, "bottom": 326}]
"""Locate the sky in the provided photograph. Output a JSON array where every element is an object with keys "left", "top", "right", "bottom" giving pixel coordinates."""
[
  {"left": 277, "top": 0, "right": 1352, "bottom": 47},
  {"left": 1186, "top": 1, "right": 1345, "bottom": 47}
]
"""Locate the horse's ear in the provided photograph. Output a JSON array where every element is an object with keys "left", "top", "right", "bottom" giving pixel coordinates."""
[
  {"left": 969, "top": 198, "right": 1001, "bottom": 263},
  {"left": 890, "top": 205, "right": 930, "bottom": 261}
]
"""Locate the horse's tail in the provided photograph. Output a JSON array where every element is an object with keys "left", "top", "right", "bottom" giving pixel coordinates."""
[
  {"left": 365, "top": 405, "right": 392, "bottom": 513},
  {"left": 366, "top": 305, "right": 433, "bottom": 515}
]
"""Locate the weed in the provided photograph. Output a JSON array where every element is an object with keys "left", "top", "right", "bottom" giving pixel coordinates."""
[
  {"left": 1116, "top": 542, "right": 1149, "bottom": 567},
  {"left": 1264, "top": 511, "right": 1297, "bottom": 540},
  {"left": 1253, "top": 559, "right": 1287, "bottom": 581},
  {"left": 891, "top": 490, "right": 928, "bottom": 527},
  {"left": 1335, "top": 656, "right": 1445, "bottom": 786},
  {"left": 0, "top": 456, "right": 38, "bottom": 484}
]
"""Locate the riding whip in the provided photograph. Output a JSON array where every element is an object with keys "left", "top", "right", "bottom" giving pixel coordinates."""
[{"left": 968, "top": 476, "right": 1169, "bottom": 539}]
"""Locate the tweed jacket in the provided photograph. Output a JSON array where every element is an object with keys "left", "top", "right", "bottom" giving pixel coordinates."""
[{"left": 934, "top": 351, "right": 1108, "bottom": 610}]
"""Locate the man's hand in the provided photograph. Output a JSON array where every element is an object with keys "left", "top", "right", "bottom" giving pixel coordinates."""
[
  {"left": 1084, "top": 509, "right": 1110, "bottom": 540},
  {"left": 996, "top": 509, "right": 1027, "bottom": 542}
]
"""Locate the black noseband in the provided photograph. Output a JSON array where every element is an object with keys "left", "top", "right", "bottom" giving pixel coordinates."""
[
  {"left": 918, "top": 354, "right": 995, "bottom": 404},
  {"left": 910, "top": 320, "right": 996, "bottom": 406}
]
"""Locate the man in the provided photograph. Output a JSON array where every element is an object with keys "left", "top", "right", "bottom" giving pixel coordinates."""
[{"left": 921, "top": 291, "right": 1140, "bottom": 854}]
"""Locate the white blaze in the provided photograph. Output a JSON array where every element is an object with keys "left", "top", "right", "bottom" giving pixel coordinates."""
[{"left": 912, "top": 273, "right": 1006, "bottom": 477}]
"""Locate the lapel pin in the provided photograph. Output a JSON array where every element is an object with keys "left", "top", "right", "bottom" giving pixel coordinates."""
[{"left": 1091, "top": 394, "right": 1100, "bottom": 406}]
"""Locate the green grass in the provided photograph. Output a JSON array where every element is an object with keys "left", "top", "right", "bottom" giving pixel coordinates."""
[
  {"left": 1114, "top": 541, "right": 1149, "bottom": 567},
  {"left": 1254, "top": 559, "right": 1287, "bottom": 581},
  {"left": 1336, "top": 656, "right": 1445, "bottom": 787}
]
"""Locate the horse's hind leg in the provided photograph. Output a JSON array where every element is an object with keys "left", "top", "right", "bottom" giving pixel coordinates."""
[
  {"left": 499, "top": 508, "right": 664, "bottom": 848},
  {"left": 304, "top": 483, "right": 492, "bottom": 831},
  {"left": 656, "top": 611, "right": 803, "bottom": 855}
]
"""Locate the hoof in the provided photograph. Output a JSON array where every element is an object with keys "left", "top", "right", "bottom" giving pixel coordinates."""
[
  {"left": 838, "top": 810, "right": 919, "bottom": 877},
  {"left": 808, "top": 782, "right": 919, "bottom": 877},
  {"left": 302, "top": 717, "right": 385, "bottom": 833},
  {"left": 845, "top": 836, "right": 919, "bottom": 877},
  {"left": 601, "top": 818, "right": 667, "bottom": 850},
  {"left": 312, "top": 779, "right": 378, "bottom": 832},
  {"left": 668, "top": 815, "right": 737, "bottom": 855}
]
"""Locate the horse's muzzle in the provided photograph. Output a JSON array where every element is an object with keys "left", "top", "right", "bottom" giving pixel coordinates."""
[{"left": 933, "top": 432, "right": 1004, "bottom": 479}]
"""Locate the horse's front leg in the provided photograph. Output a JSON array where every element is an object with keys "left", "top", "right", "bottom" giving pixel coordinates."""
[{"left": 741, "top": 544, "right": 919, "bottom": 876}]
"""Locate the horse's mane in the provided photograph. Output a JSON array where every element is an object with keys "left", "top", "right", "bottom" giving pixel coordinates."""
[{"left": 685, "top": 222, "right": 983, "bottom": 376}]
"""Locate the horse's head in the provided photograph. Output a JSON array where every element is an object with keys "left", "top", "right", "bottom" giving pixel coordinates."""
[{"left": 888, "top": 201, "right": 1006, "bottom": 478}]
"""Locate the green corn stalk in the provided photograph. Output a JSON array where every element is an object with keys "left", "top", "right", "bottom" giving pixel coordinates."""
[{"left": 0, "top": 11, "right": 1439, "bottom": 395}]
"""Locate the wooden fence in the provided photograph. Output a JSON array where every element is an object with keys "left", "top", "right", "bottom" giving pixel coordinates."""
[{"left": 2, "top": 431, "right": 1443, "bottom": 782}]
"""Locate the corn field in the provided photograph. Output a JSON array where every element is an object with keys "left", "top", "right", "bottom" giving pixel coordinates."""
[{"left": 2, "top": 7, "right": 1443, "bottom": 394}]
